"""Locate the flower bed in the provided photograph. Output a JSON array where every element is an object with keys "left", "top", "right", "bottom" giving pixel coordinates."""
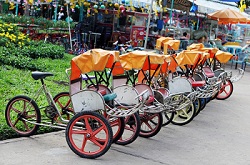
[{"left": 0, "top": 21, "right": 65, "bottom": 71}]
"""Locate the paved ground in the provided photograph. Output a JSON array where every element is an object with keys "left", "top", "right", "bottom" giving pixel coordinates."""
[{"left": 1, "top": 67, "right": 250, "bottom": 165}]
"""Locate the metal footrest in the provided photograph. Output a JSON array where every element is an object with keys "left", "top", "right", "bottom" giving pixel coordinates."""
[{"left": 230, "top": 68, "right": 244, "bottom": 83}]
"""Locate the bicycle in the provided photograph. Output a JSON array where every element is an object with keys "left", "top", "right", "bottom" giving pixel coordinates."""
[
  {"left": 5, "top": 49, "right": 150, "bottom": 159},
  {"left": 5, "top": 71, "right": 113, "bottom": 159}
]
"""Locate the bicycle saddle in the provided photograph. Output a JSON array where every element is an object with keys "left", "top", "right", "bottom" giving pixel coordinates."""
[{"left": 32, "top": 71, "right": 54, "bottom": 80}]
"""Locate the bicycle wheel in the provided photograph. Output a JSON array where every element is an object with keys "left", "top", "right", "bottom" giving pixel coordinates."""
[
  {"left": 194, "top": 98, "right": 201, "bottom": 117},
  {"left": 102, "top": 115, "right": 125, "bottom": 143},
  {"left": 162, "top": 111, "right": 174, "bottom": 126},
  {"left": 5, "top": 95, "right": 41, "bottom": 136},
  {"left": 53, "top": 92, "right": 75, "bottom": 121},
  {"left": 171, "top": 102, "right": 195, "bottom": 126},
  {"left": 116, "top": 113, "right": 140, "bottom": 145},
  {"left": 66, "top": 111, "right": 113, "bottom": 159},
  {"left": 199, "top": 98, "right": 207, "bottom": 111},
  {"left": 216, "top": 80, "right": 233, "bottom": 100},
  {"left": 109, "top": 117, "right": 124, "bottom": 143},
  {"left": 139, "top": 112, "right": 163, "bottom": 138}
]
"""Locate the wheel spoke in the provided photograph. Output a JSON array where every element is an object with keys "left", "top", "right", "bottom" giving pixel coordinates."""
[
  {"left": 23, "top": 100, "right": 27, "bottom": 112},
  {"left": 84, "top": 117, "right": 92, "bottom": 131},
  {"left": 173, "top": 111, "right": 180, "bottom": 120},
  {"left": 81, "top": 137, "right": 88, "bottom": 152},
  {"left": 90, "top": 137, "right": 103, "bottom": 148},
  {"left": 56, "top": 101, "right": 64, "bottom": 108},
  {"left": 164, "top": 113, "right": 170, "bottom": 120},
  {"left": 13, "top": 118, "right": 20, "bottom": 127},
  {"left": 181, "top": 109, "right": 190, "bottom": 118},
  {"left": 222, "top": 88, "right": 229, "bottom": 96},
  {"left": 148, "top": 114, "right": 158, "bottom": 120},
  {"left": 144, "top": 121, "right": 153, "bottom": 130},
  {"left": 124, "top": 125, "right": 135, "bottom": 132},
  {"left": 11, "top": 107, "right": 21, "bottom": 114},
  {"left": 22, "top": 120, "right": 30, "bottom": 131},
  {"left": 109, "top": 120, "right": 119, "bottom": 127},
  {"left": 71, "top": 129, "right": 87, "bottom": 134},
  {"left": 92, "top": 125, "right": 105, "bottom": 136}
]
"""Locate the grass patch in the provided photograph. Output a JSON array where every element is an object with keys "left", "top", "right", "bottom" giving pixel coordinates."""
[{"left": 0, "top": 53, "right": 73, "bottom": 140}]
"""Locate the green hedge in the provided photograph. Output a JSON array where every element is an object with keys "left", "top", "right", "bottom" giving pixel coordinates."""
[{"left": 0, "top": 41, "right": 65, "bottom": 71}]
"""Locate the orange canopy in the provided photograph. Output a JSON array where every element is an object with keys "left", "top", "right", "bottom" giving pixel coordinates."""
[
  {"left": 208, "top": 8, "right": 247, "bottom": 24},
  {"left": 187, "top": 43, "right": 204, "bottom": 50},
  {"left": 156, "top": 37, "right": 173, "bottom": 50},
  {"left": 163, "top": 40, "right": 181, "bottom": 54},
  {"left": 215, "top": 50, "right": 233, "bottom": 63},
  {"left": 120, "top": 51, "right": 170, "bottom": 75},
  {"left": 70, "top": 49, "right": 119, "bottom": 81},
  {"left": 175, "top": 50, "right": 209, "bottom": 66}
]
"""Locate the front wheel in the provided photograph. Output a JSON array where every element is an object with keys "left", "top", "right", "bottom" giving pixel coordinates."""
[
  {"left": 5, "top": 95, "right": 41, "bottom": 137},
  {"left": 66, "top": 111, "right": 113, "bottom": 159},
  {"left": 139, "top": 112, "right": 163, "bottom": 138},
  {"left": 216, "top": 80, "right": 233, "bottom": 100}
]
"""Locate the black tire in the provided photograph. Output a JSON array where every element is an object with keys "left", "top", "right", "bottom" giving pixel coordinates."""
[
  {"left": 199, "top": 98, "right": 207, "bottom": 111},
  {"left": 5, "top": 95, "right": 41, "bottom": 136},
  {"left": 53, "top": 92, "right": 124, "bottom": 143},
  {"left": 171, "top": 102, "right": 196, "bottom": 126},
  {"left": 106, "top": 116, "right": 125, "bottom": 143},
  {"left": 53, "top": 92, "right": 75, "bottom": 121},
  {"left": 115, "top": 113, "right": 140, "bottom": 145},
  {"left": 194, "top": 98, "right": 201, "bottom": 117},
  {"left": 162, "top": 111, "right": 174, "bottom": 126},
  {"left": 139, "top": 112, "right": 163, "bottom": 138},
  {"left": 216, "top": 80, "right": 234, "bottom": 100},
  {"left": 66, "top": 111, "right": 113, "bottom": 159}
]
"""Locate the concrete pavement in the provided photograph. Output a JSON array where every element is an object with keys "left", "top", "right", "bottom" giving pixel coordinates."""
[{"left": 1, "top": 68, "right": 250, "bottom": 165}]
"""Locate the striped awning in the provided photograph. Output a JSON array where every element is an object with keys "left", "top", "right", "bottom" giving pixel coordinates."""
[{"left": 166, "top": 0, "right": 193, "bottom": 11}]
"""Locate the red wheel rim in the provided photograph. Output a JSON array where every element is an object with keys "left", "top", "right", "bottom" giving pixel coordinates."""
[
  {"left": 54, "top": 93, "right": 74, "bottom": 121},
  {"left": 140, "top": 113, "right": 159, "bottom": 135},
  {"left": 7, "top": 98, "right": 38, "bottom": 135},
  {"left": 68, "top": 115, "right": 110, "bottom": 155},
  {"left": 217, "top": 80, "right": 233, "bottom": 99},
  {"left": 97, "top": 115, "right": 122, "bottom": 143}
]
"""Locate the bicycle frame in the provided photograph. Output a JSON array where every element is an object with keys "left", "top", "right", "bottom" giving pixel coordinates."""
[{"left": 23, "top": 78, "right": 71, "bottom": 129}]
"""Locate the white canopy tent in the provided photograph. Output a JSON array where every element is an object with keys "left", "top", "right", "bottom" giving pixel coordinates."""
[{"left": 189, "top": 0, "right": 249, "bottom": 17}]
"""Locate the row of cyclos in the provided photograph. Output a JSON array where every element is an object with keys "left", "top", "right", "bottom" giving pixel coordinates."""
[{"left": 5, "top": 38, "right": 245, "bottom": 159}]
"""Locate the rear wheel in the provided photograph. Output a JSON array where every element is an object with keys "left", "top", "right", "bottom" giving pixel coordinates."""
[
  {"left": 116, "top": 113, "right": 140, "bottom": 145},
  {"left": 194, "top": 98, "right": 201, "bottom": 117},
  {"left": 53, "top": 92, "right": 74, "bottom": 121},
  {"left": 5, "top": 95, "right": 41, "bottom": 136},
  {"left": 139, "top": 112, "right": 163, "bottom": 138},
  {"left": 171, "top": 103, "right": 195, "bottom": 126},
  {"left": 162, "top": 111, "right": 174, "bottom": 126},
  {"left": 199, "top": 98, "right": 207, "bottom": 111},
  {"left": 104, "top": 115, "right": 125, "bottom": 143},
  {"left": 66, "top": 111, "right": 113, "bottom": 159}
]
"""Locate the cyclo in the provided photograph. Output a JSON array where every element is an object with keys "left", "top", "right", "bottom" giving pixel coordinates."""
[
  {"left": 5, "top": 49, "right": 150, "bottom": 159},
  {"left": 184, "top": 43, "right": 244, "bottom": 101},
  {"left": 118, "top": 50, "right": 197, "bottom": 129}
]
